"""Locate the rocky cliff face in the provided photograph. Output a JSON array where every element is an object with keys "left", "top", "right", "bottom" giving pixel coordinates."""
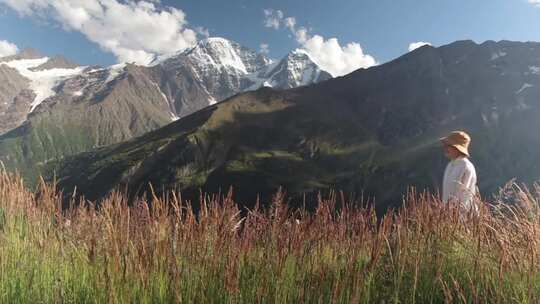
[{"left": 0, "top": 64, "right": 32, "bottom": 134}]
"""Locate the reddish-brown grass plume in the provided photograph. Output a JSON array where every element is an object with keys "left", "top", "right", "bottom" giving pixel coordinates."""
[{"left": 0, "top": 169, "right": 540, "bottom": 303}]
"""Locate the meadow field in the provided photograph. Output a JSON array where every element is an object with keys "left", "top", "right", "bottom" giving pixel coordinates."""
[{"left": 0, "top": 169, "right": 539, "bottom": 303}]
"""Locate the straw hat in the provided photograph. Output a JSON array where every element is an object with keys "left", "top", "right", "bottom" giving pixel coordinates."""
[{"left": 440, "top": 131, "right": 471, "bottom": 157}]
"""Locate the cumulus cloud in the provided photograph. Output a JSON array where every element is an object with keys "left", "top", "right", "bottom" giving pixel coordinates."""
[
  {"left": 301, "top": 36, "right": 376, "bottom": 77},
  {"left": 259, "top": 43, "right": 269, "bottom": 54},
  {"left": 528, "top": 0, "right": 540, "bottom": 5},
  {"left": 263, "top": 9, "right": 376, "bottom": 77},
  {"left": 0, "top": 0, "right": 200, "bottom": 64},
  {"left": 0, "top": 39, "right": 18, "bottom": 57},
  {"left": 408, "top": 41, "right": 432, "bottom": 52}
]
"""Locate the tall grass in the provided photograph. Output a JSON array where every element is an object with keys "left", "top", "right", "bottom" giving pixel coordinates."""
[{"left": 1, "top": 170, "right": 540, "bottom": 303}]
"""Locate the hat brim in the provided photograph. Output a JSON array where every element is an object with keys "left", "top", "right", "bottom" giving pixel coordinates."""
[
  {"left": 453, "top": 145, "right": 470, "bottom": 157},
  {"left": 440, "top": 138, "right": 470, "bottom": 157}
]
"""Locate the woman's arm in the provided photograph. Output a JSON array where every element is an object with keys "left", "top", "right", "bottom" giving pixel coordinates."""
[{"left": 456, "top": 165, "right": 475, "bottom": 204}]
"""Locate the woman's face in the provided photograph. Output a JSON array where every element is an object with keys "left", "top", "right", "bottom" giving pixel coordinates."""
[{"left": 443, "top": 144, "right": 461, "bottom": 159}]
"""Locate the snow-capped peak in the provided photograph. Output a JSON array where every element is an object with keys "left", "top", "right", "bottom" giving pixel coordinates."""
[
  {"left": 289, "top": 48, "right": 312, "bottom": 58},
  {"left": 197, "top": 37, "right": 235, "bottom": 47},
  {"left": 184, "top": 37, "right": 255, "bottom": 74},
  {"left": 286, "top": 48, "right": 331, "bottom": 75},
  {"left": 152, "top": 37, "right": 266, "bottom": 74},
  {"left": 283, "top": 49, "right": 318, "bottom": 67},
  {"left": 151, "top": 37, "right": 272, "bottom": 70},
  {"left": 148, "top": 38, "right": 234, "bottom": 67},
  {"left": 252, "top": 48, "right": 331, "bottom": 89}
]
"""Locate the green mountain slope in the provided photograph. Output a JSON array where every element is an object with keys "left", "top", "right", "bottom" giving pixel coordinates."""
[
  {"left": 0, "top": 64, "right": 173, "bottom": 182},
  {"left": 54, "top": 40, "right": 540, "bottom": 209},
  {"left": 0, "top": 38, "right": 332, "bottom": 185}
]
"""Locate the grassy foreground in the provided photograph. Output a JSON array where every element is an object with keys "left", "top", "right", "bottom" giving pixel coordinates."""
[{"left": 1, "top": 170, "right": 540, "bottom": 303}]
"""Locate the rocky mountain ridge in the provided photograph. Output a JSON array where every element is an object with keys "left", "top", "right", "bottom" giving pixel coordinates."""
[
  {"left": 52, "top": 40, "right": 540, "bottom": 210},
  {"left": 0, "top": 38, "right": 332, "bottom": 181}
]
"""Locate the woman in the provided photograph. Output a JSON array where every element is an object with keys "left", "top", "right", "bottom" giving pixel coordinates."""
[{"left": 440, "top": 131, "right": 478, "bottom": 212}]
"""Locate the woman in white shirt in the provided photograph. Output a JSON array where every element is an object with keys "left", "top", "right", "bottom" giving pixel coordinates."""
[{"left": 440, "top": 131, "right": 478, "bottom": 212}]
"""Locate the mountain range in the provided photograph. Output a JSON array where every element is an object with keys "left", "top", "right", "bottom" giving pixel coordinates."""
[
  {"left": 3, "top": 38, "right": 540, "bottom": 211},
  {"left": 51, "top": 40, "right": 540, "bottom": 210},
  {"left": 0, "top": 37, "right": 331, "bottom": 182}
]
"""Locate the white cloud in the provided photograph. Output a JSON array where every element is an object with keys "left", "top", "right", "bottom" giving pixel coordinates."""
[
  {"left": 263, "top": 8, "right": 284, "bottom": 30},
  {"left": 284, "top": 17, "right": 296, "bottom": 31},
  {"left": 529, "top": 0, "right": 540, "bottom": 5},
  {"left": 301, "top": 36, "right": 376, "bottom": 77},
  {"left": 294, "top": 27, "right": 310, "bottom": 44},
  {"left": 408, "top": 41, "right": 432, "bottom": 52},
  {"left": 0, "top": 0, "right": 48, "bottom": 15},
  {"left": 259, "top": 43, "right": 269, "bottom": 54},
  {"left": 1, "top": 0, "right": 200, "bottom": 65},
  {"left": 195, "top": 26, "right": 210, "bottom": 38},
  {"left": 263, "top": 9, "right": 376, "bottom": 77},
  {"left": 0, "top": 39, "right": 18, "bottom": 57}
]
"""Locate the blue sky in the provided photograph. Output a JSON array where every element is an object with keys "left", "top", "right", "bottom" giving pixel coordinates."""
[{"left": 1, "top": 0, "right": 540, "bottom": 70}]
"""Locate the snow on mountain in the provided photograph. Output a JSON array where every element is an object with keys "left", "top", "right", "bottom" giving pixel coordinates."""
[
  {"left": 152, "top": 37, "right": 332, "bottom": 119},
  {"left": 164, "top": 37, "right": 272, "bottom": 73},
  {"left": 0, "top": 38, "right": 333, "bottom": 136},
  {"left": 158, "top": 38, "right": 331, "bottom": 106},
  {"left": 261, "top": 49, "right": 332, "bottom": 89},
  {"left": 1, "top": 57, "right": 85, "bottom": 112},
  {"left": 104, "top": 63, "right": 127, "bottom": 83},
  {"left": 188, "top": 38, "right": 250, "bottom": 73},
  {"left": 177, "top": 37, "right": 330, "bottom": 87}
]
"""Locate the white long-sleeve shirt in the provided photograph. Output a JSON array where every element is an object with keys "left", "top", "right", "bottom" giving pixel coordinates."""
[{"left": 442, "top": 157, "right": 477, "bottom": 210}]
